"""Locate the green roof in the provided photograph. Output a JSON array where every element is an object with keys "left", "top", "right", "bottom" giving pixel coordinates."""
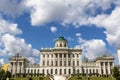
[{"left": 55, "top": 36, "right": 68, "bottom": 42}]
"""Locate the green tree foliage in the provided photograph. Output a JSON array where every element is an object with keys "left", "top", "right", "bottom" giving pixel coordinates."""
[
  {"left": 0, "top": 69, "right": 12, "bottom": 79},
  {"left": 113, "top": 66, "right": 120, "bottom": 80}
]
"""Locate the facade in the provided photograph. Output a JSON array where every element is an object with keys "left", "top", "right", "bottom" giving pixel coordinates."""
[
  {"left": 8, "top": 53, "right": 29, "bottom": 75},
  {"left": 117, "top": 49, "right": 120, "bottom": 65},
  {"left": 9, "top": 36, "right": 115, "bottom": 76}
]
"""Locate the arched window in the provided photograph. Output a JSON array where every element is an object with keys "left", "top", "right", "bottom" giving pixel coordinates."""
[
  {"left": 34, "top": 69, "right": 36, "bottom": 74},
  {"left": 31, "top": 69, "right": 33, "bottom": 73},
  {"left": 37, "top": 69, "right": 39, "bottom": 73},
  {"left": 93, "top": 69, "right": 95, "bottom": 73},
  {"left": 69, "top": 69, "right": 71, "bottom": 74},
  {"left": 60, "top": 69, "right": 62, "bottom": 75},
  {"left": 60, "top": 43, "right": 62, "bottom": 47},
  {"left": 42, "top": 69, "right": 44, "bottom": 74},
  {"left": 28, "top": 69, "right": 29, "bottom": 73},
  {"left": 64, "top": 43, "right": 66, "bottom": 47},
  {"left": 64, "top": 69, "right": 66, "bottom": 74},
  {"left": 51, "top": 69, "right": 53, "bottom": 74},
  {"left": 55, "top": 69, "right": 57, "bottom": 74},
  {"left": 47, "top": 69, "right": 49, "bottom": 74},
  {"left": 77, "top": 69, "right": 79, "bottom": 74},
  {"left": 89, "top": 69, "right": 91, "bottom": 74}
]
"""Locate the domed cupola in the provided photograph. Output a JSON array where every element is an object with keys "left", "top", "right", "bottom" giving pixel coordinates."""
[{"left": 55, "top": 36, "right": 68, "bottom": 48}]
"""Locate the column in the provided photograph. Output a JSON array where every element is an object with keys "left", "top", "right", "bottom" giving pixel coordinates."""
[
  {"left": 53, "top": 54, "right": 55, "bottom": 66},
  {"left": 103, "top": 62, "right": 106, "bottom": 74},
  {"left": 62, "top": 53, "right": 64, "bottom": 66},
  {"left": 66, "top": 54, "right": 68, "bottom": 66},
  {"left": 108, "top": 62, "right": 110, "bottom": 74},
  {"left": 58, "top": 53, "right": 60, "bottom": 66}
]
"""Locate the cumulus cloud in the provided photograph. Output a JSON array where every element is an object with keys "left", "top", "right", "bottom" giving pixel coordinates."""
[
  {"left": 0, "top": 17, "right": 22, "bottom": 35},
  {"left": 88, "top": 7, "right": 120, "bottom": 48},
  {"left": 76, "top": 36, "right": 107, "bottom": 60},
  {"left": 50, "top": 26, "right": 57, "bottom": 33},
  {"left": 76, "top": 33, "right": 81, "bottom": 37},
  {"left": 0, "top": 0, "right": 26, "bottom": 17},
  {"left": 25, "top": 0, "right": 115, "bottom": 26},
  {"left": 0, "top": 17, "right": 39, "bottom": 64},
  {"left": 0, "top": 58, "right": 5, "bottom": 66}
]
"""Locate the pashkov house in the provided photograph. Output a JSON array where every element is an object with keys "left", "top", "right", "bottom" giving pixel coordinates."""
[{"left": 8, "top": 36, "right": 115, "bottom": 76}]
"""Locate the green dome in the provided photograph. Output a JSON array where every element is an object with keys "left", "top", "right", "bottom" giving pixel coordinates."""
[{"left": 55, "top": 36, "right": 68, "bottom": 42}]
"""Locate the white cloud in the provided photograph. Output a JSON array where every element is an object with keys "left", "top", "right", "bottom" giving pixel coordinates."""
[
  {"left": 0, "top": 0, "right": 26, "bottom": 17},
  {"left": 25, "top": 0, "right": 115, "bottom": 26},
  {"left": 0, "top": 17, "right": 22, "bottom": 35},
  {"left": 1, "top": 34, "right": 39, "bottom": 58},
  {"left": 0, "top": 17, "right": 39, "bottom": 64},
  {"left": 50, "top": 26, "right": 57, "bottom": 33},
  {"left": 81, "top": 39, "right": 107, "bottom": 60},
  {"left": 76, "top": 36, "right": 107, "bottom": 60},
  {"left": 76, "top": 33, "right": 81, "bottom": 37},
  {"left": 0, "top": 58, "right": 5, "bottom": 65},
  {"left": 88, "top": 7, "right": 120, "bottom": 48}
]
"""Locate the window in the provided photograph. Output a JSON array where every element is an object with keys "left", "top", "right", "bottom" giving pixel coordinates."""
[
  {"left": 77, "top": 54, "right": 79, "bottom": 58},
  {"left": 47, "top": 54, "right": 49, "bottom": 58},
  {"left": 73, "top": 61, "right": 75, "bottom": 66},
  {"left": 64, "top": 54, "right": 66, "bottom": 58},
  {"left": 43, "top": 61, "right": 45, "bottom": 66},
  {"left": 64, "top": 69, "right": 66, "bottom": 74},
  {"left": 47, "top": 61, "right": 49, "bottom": 66},
  {"left": 34, "top": 69, "right": 36, "bottom": 73},
  {"left": 60, "top": 54, "right": 62, "bottom": 58},
  {"left": 51, "top": 69, "right": 53, "bottom": 74},
  {"left": 56, "top": 61, "right": 58, "bottom": 66},
  {"left": 73, "top": 54, "right": 75, "bottom": 57},
  {"left": 60, "top": 61, "right": 62, "bottom": 66},
  {"left": 68, "top": 54, "right": 70, "bottom": 58},
  {"left": 60, "top": 43, "right": 62, "bottom": 47},
  {"left": 64, "top": 61, "right": 66, "bottom": 66},
  {"left": 93, "top": 69, "right": 95, "bottom": 73},
  {"left": 68, "top": 61, "right": 71, "bottom": 66},
  {"left": 77, "top": 69, "right": 79, "bottom": 74},
  {"left": 42, "top": 69, "right": 44, "bottom": 74},
  {"left": 51, "top": 61, "right": 53, "bottom": 66},
  {"left": 55, "top": 69, "right": 57, "bottom": 74},
  {"left": 31, "top": 69, "right": 33, "bottom": 73},
  {"left": 28, "top": 69, "right": 29, "bottom": 73},
  {"left": 47, "top": 69, "right": 49, "bottom": 74},
  {"left": 51, "top": 54, "right": 53, "bottom": 58},
  {"left": 69, "top": 69, "right": 71, "bottom": 74},
  {"left": 43, "top": 54, "right": 45, "bottom": 58},
  {"left": 37, "top": 69, "right": 39, "bottom": 73},
  {"left": 55, "top": 54, "right": 58, "bottom": 58},
  {"left": 60, "top": 69, "right": 62, "bottom": 75},
  {"left": 89, "top": 69, "right": 91, "bottom": 74},
  {"left": 77, "top": 61, "right": 79, "bottom": 66},
  {"left": 64, "top": 44, "right": 66, "bottom": 47}
]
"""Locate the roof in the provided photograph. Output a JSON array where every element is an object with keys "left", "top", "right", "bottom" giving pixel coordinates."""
[
  {"left": 55, "top": 36, "right": 68, "bottom": 42},
  {"left": 95, "top": 54, "right": 114, "bottom": 61}
]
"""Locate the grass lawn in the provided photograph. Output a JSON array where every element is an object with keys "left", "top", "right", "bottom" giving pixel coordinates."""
[
  {"left": 10, "top": 76, "right": 51, "bottom": 80},
  {"left": 69, "top": 76, "right": 116, "bottom": 80},
  {"left": 10, "top": 76, "right": 116, "bottom": 80}
]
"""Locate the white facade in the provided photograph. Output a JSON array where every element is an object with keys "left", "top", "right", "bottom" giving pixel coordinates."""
[
  {"left": 117, "top": 49, "right": 120, "bottom": 65},
  {"left": 9, "top": 36, "right": 115, "bottom": 76}
]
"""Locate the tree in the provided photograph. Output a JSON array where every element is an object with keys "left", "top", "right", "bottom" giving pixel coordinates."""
[
  {"left": 5, "top": 71, "right": 12, "bottom": 78},
  {"left": 113, "top": 66, "right": 120, "bottom": 80},
  {"left": 0, "top": 69, "right": 5, "bottom": 79}
]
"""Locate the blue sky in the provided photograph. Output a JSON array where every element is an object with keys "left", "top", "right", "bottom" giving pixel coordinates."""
[{"left": 0, "top": 0, "right": 120, "bottom": 65}]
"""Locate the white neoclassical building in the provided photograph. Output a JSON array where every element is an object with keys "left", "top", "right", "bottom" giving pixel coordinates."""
[{"left": 9, "top": 36, "right": 115, "bottom": 77}]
